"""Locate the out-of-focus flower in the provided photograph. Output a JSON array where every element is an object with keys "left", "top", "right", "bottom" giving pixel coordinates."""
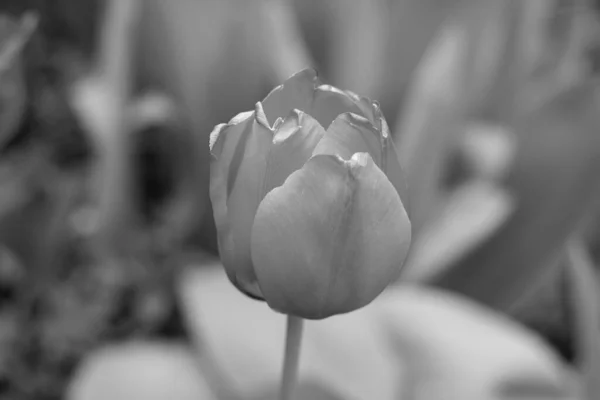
[{"left": 209, "top": 69, "right": 411, "bottom": 319}]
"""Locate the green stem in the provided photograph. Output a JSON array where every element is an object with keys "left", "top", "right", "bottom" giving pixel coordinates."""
[
  {"left": 280, "top": 315, "right": 304, "bottom": 400},
  {"left": 566, "top": 239, "right": 600, "bottom": 400}
]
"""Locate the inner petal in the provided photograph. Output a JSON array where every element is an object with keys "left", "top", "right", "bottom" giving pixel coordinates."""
[
  {"left": 311, "top": 85, "right": 365, "bottom": 129},
  {"left": 261, "top": 69, "right": 319, "bottom": 127},
  {"left": 345, "top": 90, "right": 380, "bottom": 127},
  {"left": 262, "top": 110, "right": 326, "bottom": 197},
  {"left": 312, "top": 113, "right": 382, "bottom": 164}
]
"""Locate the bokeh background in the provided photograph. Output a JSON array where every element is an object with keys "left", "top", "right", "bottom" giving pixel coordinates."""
[{"left": 0, "top": 0, "right": 599, "bottom": 399}]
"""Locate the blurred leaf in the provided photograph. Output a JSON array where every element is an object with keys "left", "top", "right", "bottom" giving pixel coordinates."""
[
  {"left": 495, "top": 374, "right": 579, "bottom": 400},
  {"left": 394, "top": 1, "right": 507, "bottom": 232},
  {"left": 261, "top": 0, "right": 315, "bottom": 83},
  {"left": 402, "top": 180, "right": 514, "bottom": 283},
  {"left": 0, "top": 0, "right": 102, "bottom": 56},
  {"left": 472, "top": 0, "right": 532, "bottom": 122},
  {"left": 482, "top": 0, "right": 597, "bottom": 119},
  {"left": 67, "top": 342, "right": 217, "bottom": 400},
  {"left": 177, "top": 264, "right": 397, "bottom": 400},
  {"left": 0, "top": 146, "right": 60, "bottom": 270},
  {"left": 177, "top": 264, "right": 571, "bottom": 400},
  {"left": 380, "top": 286, "right": 574, "bottom": 400},
  {"left": 136, "top": 0, "right": 272, "bottom": 250},
  {"left": 379, "top": 0, "right": 458, "bottom": 121},
  {"left": 82, "top": 0, "right": 140, "bottom": 254},
  {"left": 327, "top": 0, "right": 388, "bottom": 98},
  {"left": 458, "top": 123, "right": 516, "bottom": 181},
  {"left": 0, "top": 12, "right": 36, "bottom": 149},
  {"left": 429, "top": 82, "right": 600, "bottom": 311},
  {"left": 539, "top": 0, "right": 597, "bottom": 99},
  {"left": 394, "top": 10, "right": 465, "bottom": 230},
  {"left": 566, "top": 239, "right": 600, "bottom": 400},
  {"left": 510, "top": 259, "right": 573, "bottom": 362}
]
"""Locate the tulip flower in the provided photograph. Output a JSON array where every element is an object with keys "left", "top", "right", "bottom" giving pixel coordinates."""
[{"left": 209, "top": 69, "right": 411, "bottom": 320}]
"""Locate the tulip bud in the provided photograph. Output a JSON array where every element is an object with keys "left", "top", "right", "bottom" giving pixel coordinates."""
[{"left": 209, "top": 69, "right": 411, "bottom": 319}]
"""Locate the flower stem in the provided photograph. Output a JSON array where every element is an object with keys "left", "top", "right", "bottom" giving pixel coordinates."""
[{"left": 280, "top": 315, "right": 304, "bottom": 400}]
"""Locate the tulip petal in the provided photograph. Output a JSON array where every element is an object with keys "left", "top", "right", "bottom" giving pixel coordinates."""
[
  {"left": 209, "top": 111, "right": 254, "bottom": 268},
  {"left": 311, "top": 85, "right": 364, "bottom": 129},
  {"left": 317, "top": 91, "right": 409, "bottom": 207},
  {"left": 251, "top": 153, "right": 411, "bottom": 319},
  {"left": 345, "top": 90, "right": 379, "bottom": 126},
  {"left": 261, "top": 68, "right": 319, "bottom": 127},
  {"left": 209, "top": 105, "right": 273, "bottom": 298},
  {"left": 262, "top": 109, "right": 326, "bottom": 197},
  {"left": 313, "top": 113, "right": 382, "bottom": 164},
  {"left": 346, "top": 96, "right": 410, "bottom": 209},
  {"left": 377, "top": 108, "right": 410, "bottom": 212}
]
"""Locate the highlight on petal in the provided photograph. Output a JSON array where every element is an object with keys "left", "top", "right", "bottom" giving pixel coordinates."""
[
  {"left": 313, "top": 112, "right": 382, "bottom": 163},
  {"left": 311, "top": 85, "right": 364, "bottom": 129},
  {"left": 262, "top": 109, "right": 326, "bottom": 197},
  {"left": 209, "top": 110, "right": 254, "bottom": 157},
  {"left": 251, "top": 152, "right": 411, "bottom": 319},
  {"left": 261, "top": 68, "right": 319, "bottom": 127},
  {"left": 209, "top": 108, "right": 273, "bottom": 299}
]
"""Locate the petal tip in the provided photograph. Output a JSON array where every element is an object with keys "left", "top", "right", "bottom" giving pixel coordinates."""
[
  {"left": 254, "top": 102, "right": 273, "bottom": 130},
  {"left": 208, "top": 123, "right": 228, "bottom": 156},
  {"left": 292, "top": 67, "right": 319, "bottom": 83},
  {"left": 209, "top": 110, "right": 255, "bottom": 157},
  {"left": 228, "top": 110, "right": 255, "bottom": 126},
  {"left": 265, "top": 68, "right": 320, "bottom": 101}
]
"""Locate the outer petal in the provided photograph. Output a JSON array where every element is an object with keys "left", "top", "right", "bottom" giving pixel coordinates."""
[
  {"left": 209, "top": 111, "right": 253, "bottom": 271},
  {"left": 262, "top": 109, "right": 326, "bottom": 197},
  {"left": 250, "top": 153, "right": 411, "bottom": 319},
  {"left": 313, "top": 113, "right": 382, "bottom": 163},
  {"left": 209, "top": 104, "right": 273, "bottom": 298},
  {"left": 261, "top": 69, "right": 319, "bottom": 127}
]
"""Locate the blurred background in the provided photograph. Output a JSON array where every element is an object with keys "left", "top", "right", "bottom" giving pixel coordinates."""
[{"left": 0, "top": 0, "right": 600, "bottom": 399}]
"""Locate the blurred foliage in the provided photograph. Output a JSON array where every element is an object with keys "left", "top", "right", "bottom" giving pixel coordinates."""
[{"left": 0, "top": 0, "right": 598, "bottom": 399}]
